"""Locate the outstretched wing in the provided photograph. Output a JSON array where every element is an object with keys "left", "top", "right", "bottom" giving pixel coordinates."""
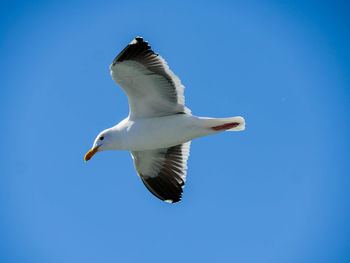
[
  {"left": 131, "top": 142, "right": 191, "bottom": 203},
  {"left": 110, "top": 37, "right": 190, "bottom": 118}
]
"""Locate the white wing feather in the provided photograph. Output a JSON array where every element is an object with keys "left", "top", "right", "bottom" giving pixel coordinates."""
[{"left": 110, "top": 37, "right": 190, "bottom": 118}]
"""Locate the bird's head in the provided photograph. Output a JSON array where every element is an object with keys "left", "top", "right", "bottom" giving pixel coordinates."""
[{"left": 84, "top": 129, "right": 112, "bottom": 161}]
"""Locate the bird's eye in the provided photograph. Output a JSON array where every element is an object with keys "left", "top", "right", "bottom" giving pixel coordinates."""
[{"left": 100, "top": 136, "right": 104, "bottom": 141}]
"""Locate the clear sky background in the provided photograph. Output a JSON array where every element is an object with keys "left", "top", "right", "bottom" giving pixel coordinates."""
[{"left": 1, "top": 0, "right": 350, "bottom": 262}]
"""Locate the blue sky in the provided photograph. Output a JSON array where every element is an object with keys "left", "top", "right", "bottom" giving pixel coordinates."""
[{"left": 1, "top": 0, "right": 350, "bottom": 262}]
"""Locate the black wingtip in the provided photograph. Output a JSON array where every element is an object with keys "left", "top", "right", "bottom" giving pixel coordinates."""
[
  {"left": 140, "top": 175, "right": 183, "bottom": 204},
  {"left": 134, "top": 36, "right": 144, "bottom": 42},
  {"left": 112, "top": 37, "right": 155, "bottom": 65}
]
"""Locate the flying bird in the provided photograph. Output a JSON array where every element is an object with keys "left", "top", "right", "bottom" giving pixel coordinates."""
[{"left": 85, "top": 37, "right": 245, "bottom": 203}]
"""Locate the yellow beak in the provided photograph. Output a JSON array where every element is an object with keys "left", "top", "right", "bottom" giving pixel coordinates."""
[{"left": 84, "top": 147, "right": 99, "bottom": 162}]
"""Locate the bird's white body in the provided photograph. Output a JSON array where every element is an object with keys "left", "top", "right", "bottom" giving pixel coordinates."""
[{"left": 103, "top": 114, "right": 244, "bottom": 151}]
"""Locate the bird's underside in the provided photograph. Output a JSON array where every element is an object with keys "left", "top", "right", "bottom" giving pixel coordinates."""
[{"left": 85, "top": 37, "right": 245, "bottom": 203}]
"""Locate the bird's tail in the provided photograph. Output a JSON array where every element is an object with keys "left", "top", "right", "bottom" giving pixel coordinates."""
[{"left": 204, "top": 116, "right": 245, "bottom": 132}]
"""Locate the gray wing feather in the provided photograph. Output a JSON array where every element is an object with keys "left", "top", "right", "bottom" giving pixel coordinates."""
[{"left": 131, "top": 142, "right": 191, "bottom": 203}]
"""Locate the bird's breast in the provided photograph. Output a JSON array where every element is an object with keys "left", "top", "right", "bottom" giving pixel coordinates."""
[{"left": 118, "top": 115, "right": 204, "bottom": 151}]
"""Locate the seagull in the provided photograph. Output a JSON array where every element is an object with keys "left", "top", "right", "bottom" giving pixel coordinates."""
[{"left": 85, "top": 37, "right": 245, "bottom": 203}]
